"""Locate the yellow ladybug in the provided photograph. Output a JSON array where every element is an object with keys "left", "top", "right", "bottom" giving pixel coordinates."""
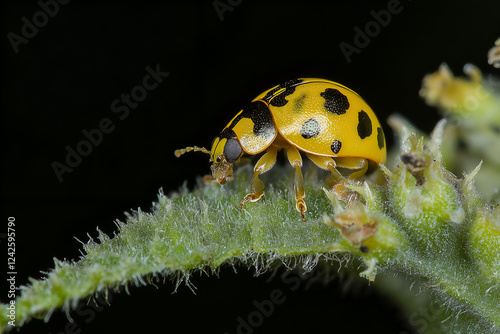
[{"left": 175, "top": 78, "right": 386, "bottom": 221}]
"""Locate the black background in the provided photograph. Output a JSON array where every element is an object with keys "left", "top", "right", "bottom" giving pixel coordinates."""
[{"left": 1, "top": 1, "right": 499, "bottom": 333}]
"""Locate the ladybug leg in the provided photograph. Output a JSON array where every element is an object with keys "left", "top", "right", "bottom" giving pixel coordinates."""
[
  {"left": 306, "top": 154, "right": 345, "bottom": 186},
  {"left": 239, "top": 147, "right": 278, "bottom": 209},
  {"left": 335, "top": 157, "right": 368, "bottom": 180},
  {"left": 235, "top": 157, "right": 251, "bottom": 166},
  {"left": 286, "top": 145, "right": 307, "bottom": 222},
  {"left": 307, "top": 154, "right": 355, "bottom": 199}
]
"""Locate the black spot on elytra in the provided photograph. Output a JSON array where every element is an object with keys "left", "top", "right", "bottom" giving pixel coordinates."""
[
  {"left": 331, "top": 139, "right": 342, "bottom": 154},
  {"left": 320, "top": 88, "right": 350, "bottom": 115},
  {"left": 377, "top": 127, "right": 385, "bottom": 149},
  {"left": 224, "top": 101, "right": 275, "bottom": 140},
  {"left": 293, "top": 93, "right": 307, "bottom": 113},
  {"left": 300, "top": 118, "right": 320, "bottom": 139},
  {"left": 357, "top": 110, "right": 372, "bottom": 139},
  {"left": 219, "top": 128, "right": 237, "bottom": 139},
  {"left": 263, "top": 79, "right": 303, "bottom": 107}
]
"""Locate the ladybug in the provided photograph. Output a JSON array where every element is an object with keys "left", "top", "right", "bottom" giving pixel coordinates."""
[{"left": 175, "top": 78, "right": 386, "bottom": 221}]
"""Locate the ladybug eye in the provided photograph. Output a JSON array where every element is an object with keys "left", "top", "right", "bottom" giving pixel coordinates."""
[
  {"left": 216, "top": 156, "right": 222, "bottom": 163},
  {"left": 223, "top": 139, "right": 242, "bottom": 163}
]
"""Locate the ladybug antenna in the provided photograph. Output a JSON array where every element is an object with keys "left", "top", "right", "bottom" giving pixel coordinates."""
[{"left": 174, "top": 146, "right": 210, "bottom": 158}]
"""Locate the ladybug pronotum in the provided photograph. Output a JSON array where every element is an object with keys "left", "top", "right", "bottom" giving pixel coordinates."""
[{"left": 175, "top": 78, "right": 386, "bottom": 221}]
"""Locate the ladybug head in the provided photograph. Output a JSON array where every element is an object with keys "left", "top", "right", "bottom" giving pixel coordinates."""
[
  {"left": 174, "top": 135, "right": 242, "bottom": 185},
  {"left": 208, "top": 136, "right": 242, "bottom": 184}
]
